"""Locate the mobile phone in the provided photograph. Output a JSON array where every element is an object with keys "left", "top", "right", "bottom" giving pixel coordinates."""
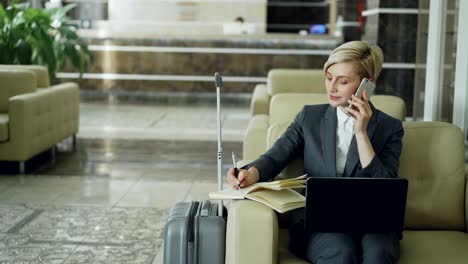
[{"left": 348, "top": 78, "right": 375, "bottom": 108}]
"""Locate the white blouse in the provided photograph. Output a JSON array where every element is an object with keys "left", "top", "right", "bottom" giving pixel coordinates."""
[{"left": 336, "top": 107, "right": 354, "bottom": 176}]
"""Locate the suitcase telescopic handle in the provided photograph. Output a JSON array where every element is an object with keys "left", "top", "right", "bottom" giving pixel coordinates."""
[
  {"left": 215, "top": 72, "right": 224, "bottom": 217},
  {"left": 215, "top": 73, "right": 223, "bottom": 89}
]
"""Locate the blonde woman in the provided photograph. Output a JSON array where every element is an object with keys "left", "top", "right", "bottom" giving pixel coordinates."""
[{"left": 227, "top": 41, "right": 403, "bottom": 264}]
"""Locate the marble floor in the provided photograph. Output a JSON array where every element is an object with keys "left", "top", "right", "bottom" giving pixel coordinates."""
[
  {"left": 78, "top": 102, "right": 250, "bottom": 141},
  {"left": 0, "top": 102, "right": 248, "bottom": 264}
]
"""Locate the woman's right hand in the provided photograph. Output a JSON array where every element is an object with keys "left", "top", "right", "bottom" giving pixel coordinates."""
[{"left": 226, "top": 167, "right": 260, "bottom": 189}]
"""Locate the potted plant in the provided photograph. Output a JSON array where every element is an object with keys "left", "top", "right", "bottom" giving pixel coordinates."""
[{"left": 0, "top": 0, "right": 93, "bottom": 80}]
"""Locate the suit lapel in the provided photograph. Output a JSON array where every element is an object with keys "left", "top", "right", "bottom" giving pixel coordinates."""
[
  {"left": 343, "top": 103, "right": 379, "bottom": 177},
  {"left": 320, "top": 106, "right": 337, "bottom": 177}
]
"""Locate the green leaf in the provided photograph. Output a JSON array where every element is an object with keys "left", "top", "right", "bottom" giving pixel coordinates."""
[
  {"left": 0, "top": 43, "right": 14, "bottom": 63},
  {"left": 50, "top": 3, "right": 76, "bottom": 19},
  {"left": 9, "top": 0, "right": 19, "bottom": 6},
  {"left": 0, "top": 4, "right": 6, "bottom": 19},
  {"left": 16, "top": 39, "right": 32, "bottom": 64}
]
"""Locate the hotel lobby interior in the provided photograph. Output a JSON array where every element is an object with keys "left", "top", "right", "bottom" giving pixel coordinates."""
[{"left": 1, "top": 0, "right": 468, "bottom": 263}]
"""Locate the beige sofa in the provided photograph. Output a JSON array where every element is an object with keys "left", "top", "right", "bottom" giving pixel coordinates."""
[
  {"left": 0, "top": 64, "right": 51, "bottom": 88},
  {"left": 227, "top": 94, "right": 468, "bottom": 263},
  {"left": 243, "top": 93, "right": 406, "bottom": 161},
  {"left": 0, "top": 65, "right": 80, "bottom": 173},
  {"left": 251, "top": 69, "right": 326, "bottom": 116}
]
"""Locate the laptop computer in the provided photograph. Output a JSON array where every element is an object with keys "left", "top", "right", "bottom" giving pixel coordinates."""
[{"left": 305, "top": 177, "right": 408, "bottom": 234}]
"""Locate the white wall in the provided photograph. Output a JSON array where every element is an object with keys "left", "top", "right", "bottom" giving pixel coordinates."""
[{"left": 107, "top": 0, "right": 266, "bottom": 34}]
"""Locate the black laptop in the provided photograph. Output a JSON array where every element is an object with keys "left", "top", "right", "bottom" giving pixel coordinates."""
[{"left": 305, "top": 177, "right": 408, "bottom": 234}]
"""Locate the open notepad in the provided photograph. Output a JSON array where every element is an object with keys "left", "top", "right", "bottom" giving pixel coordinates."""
[{"left": 209, "top": 175, "right": 307, "bottom": 213}]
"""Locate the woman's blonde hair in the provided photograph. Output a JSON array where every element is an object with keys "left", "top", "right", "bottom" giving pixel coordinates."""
[{"left": 323, "top": 41, "right": 384, "bottom": 81}]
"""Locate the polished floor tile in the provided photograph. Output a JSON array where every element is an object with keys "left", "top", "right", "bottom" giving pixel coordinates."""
[
  {"left": 52, "top": 179, "right": 136, "bottom": 207},
  {"left": 62, "top": 208, "right": 167, "bottom": 264},
  {"left": 116, "top": 180, "right": 192, "bottom": 209},
  {"left": 83, "top": 207, "right": 167, "bottom": 244},
  {"left": 0, "top": 185, "right": 63, "bottom": 204},
  {"left": 18, "top": 206, "right": 110, "bottom": 242},
  {"left": 0, "top": 234, "right": 76, "bottom": 264},
  {"left": 78, "top": 103, "right": 250, "bottom": 141},
  {"left": 63, "top": 244, "right": 157, "bottom": 264},
  {"left": 0, "top": 102, "right": 244, "bottom": 263},
  {"left": 0, "top": 204, "right": 36, "bottom": 233},
  {"left": 184, "top": 180, "right": 219, "bottom": 202}
]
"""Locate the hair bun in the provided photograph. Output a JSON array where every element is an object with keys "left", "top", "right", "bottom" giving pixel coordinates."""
[{"left": 361, "top": 47, "right": 371, "bottom": 60}]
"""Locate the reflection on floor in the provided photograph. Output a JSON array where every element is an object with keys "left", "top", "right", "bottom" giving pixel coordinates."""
[
  {"left": 78, "top": 103, "right": 250, "bottom": 141},
  {"left": 0, "top": 102, "right": 247, "bottom": 264}
]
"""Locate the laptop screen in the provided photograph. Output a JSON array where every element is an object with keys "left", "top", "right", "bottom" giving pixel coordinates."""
[{"left": 305, "top": 177, "right": 408, "bottom": 234}]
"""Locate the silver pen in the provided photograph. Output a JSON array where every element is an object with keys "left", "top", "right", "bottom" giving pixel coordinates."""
[{"left": 232, "top": 152, "right": 241, "bottom": 189}]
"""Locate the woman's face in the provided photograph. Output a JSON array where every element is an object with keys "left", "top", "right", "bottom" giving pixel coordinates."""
[{"left": 325, "top": 62, "right": 362, "bottom": 108}]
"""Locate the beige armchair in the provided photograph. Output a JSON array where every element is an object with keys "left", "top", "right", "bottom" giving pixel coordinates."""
[
  {"left": 228, "top": 120, "right": 468, "bottom": 263},
  {"left": 250, "top": 69, "right": 326, "bottom": 116},
  {"left": 0, "top": 65, "right": 80, "bottom": 173},
  {"left": 243, "top": 93, "right": 406, "bottom": 161}
]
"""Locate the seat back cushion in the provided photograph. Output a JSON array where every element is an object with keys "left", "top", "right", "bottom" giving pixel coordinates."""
[
  {"left": 400, "top": 122, "right": 466, "bottom": 230},
  {"left": 268, "top": 69, "right": 325, "bottom": 96}
]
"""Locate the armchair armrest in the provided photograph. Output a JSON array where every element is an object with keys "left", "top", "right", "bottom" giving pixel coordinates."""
[
  {"left": 250, "top": 84, "right": 270, "bottom": 116},
  {"left": 226, "top": 200, "right": 278, "bottom": 264},
  {"left": 243, "top": 115, "right": 269, "bottom": 160},
  {"left": 465, "top": 165, "right": 468, "bottom": 232},
  {"left": 46, "top": 82, "right": 80, "bottom": 139},
  {"left": 237, "top": 160, "right": 252, "bottom": 168}
]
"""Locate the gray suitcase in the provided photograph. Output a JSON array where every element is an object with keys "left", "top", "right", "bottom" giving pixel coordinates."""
[
  {"left": 163, "top": 201, "right": 226, "bottom": 264},
  {"left": 163, "top": 73, "right": 227, "bottom": 264}
]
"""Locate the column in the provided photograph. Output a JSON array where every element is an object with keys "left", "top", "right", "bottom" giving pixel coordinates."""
[
  {"left": 423, "top": 0, "right": 446, "bottom": 121},
  {"left": 453, "top": 0, "right": 468, "bottom": 140}
]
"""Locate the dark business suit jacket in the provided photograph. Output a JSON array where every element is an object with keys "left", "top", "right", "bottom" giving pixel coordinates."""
[{"left": 250, "top": 103, "right": 404, "bottom": 181}]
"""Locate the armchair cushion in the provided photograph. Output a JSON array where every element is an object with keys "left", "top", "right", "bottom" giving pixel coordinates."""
[
  {"left": 251, "top": 84, "right": 270, "bottom": 116},
  {"left": 268, "top": 69, "right": 325, "bottom": 96},
  {"left": 243, "top": 115, "right": 269, "bottom": 160},
  {"left": 268, "top": 94, "right": 405, "bottom": 126},
  {"left": 399, "top": 231, "right": 468, "bottom": 264},
  {"left": 269, "top": 94, "right": 328, "bottom": 125},
  {"left": 268, "top": 122, "right": 305, "bottom": 180},
  {"left": 0, "top": 114, "right": 8, "bottom": 141},
  {"left": 0, "top": 69, "right": 36, "bottom": 112},
  {"left": 370, "top": 95, "right": 406, "bottom": 121},
  {"left": 400, "top": 122, "right": 466, "bottom": 230}
]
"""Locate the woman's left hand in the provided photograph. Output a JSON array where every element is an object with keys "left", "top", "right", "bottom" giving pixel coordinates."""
[{"left": 343, "top": 91, "right": 373, "bottom": 136}]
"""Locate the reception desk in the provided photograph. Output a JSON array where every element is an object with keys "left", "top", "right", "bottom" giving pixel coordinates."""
[{"left": 57, "top": 32, "right": 340, "bottom": 96}]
